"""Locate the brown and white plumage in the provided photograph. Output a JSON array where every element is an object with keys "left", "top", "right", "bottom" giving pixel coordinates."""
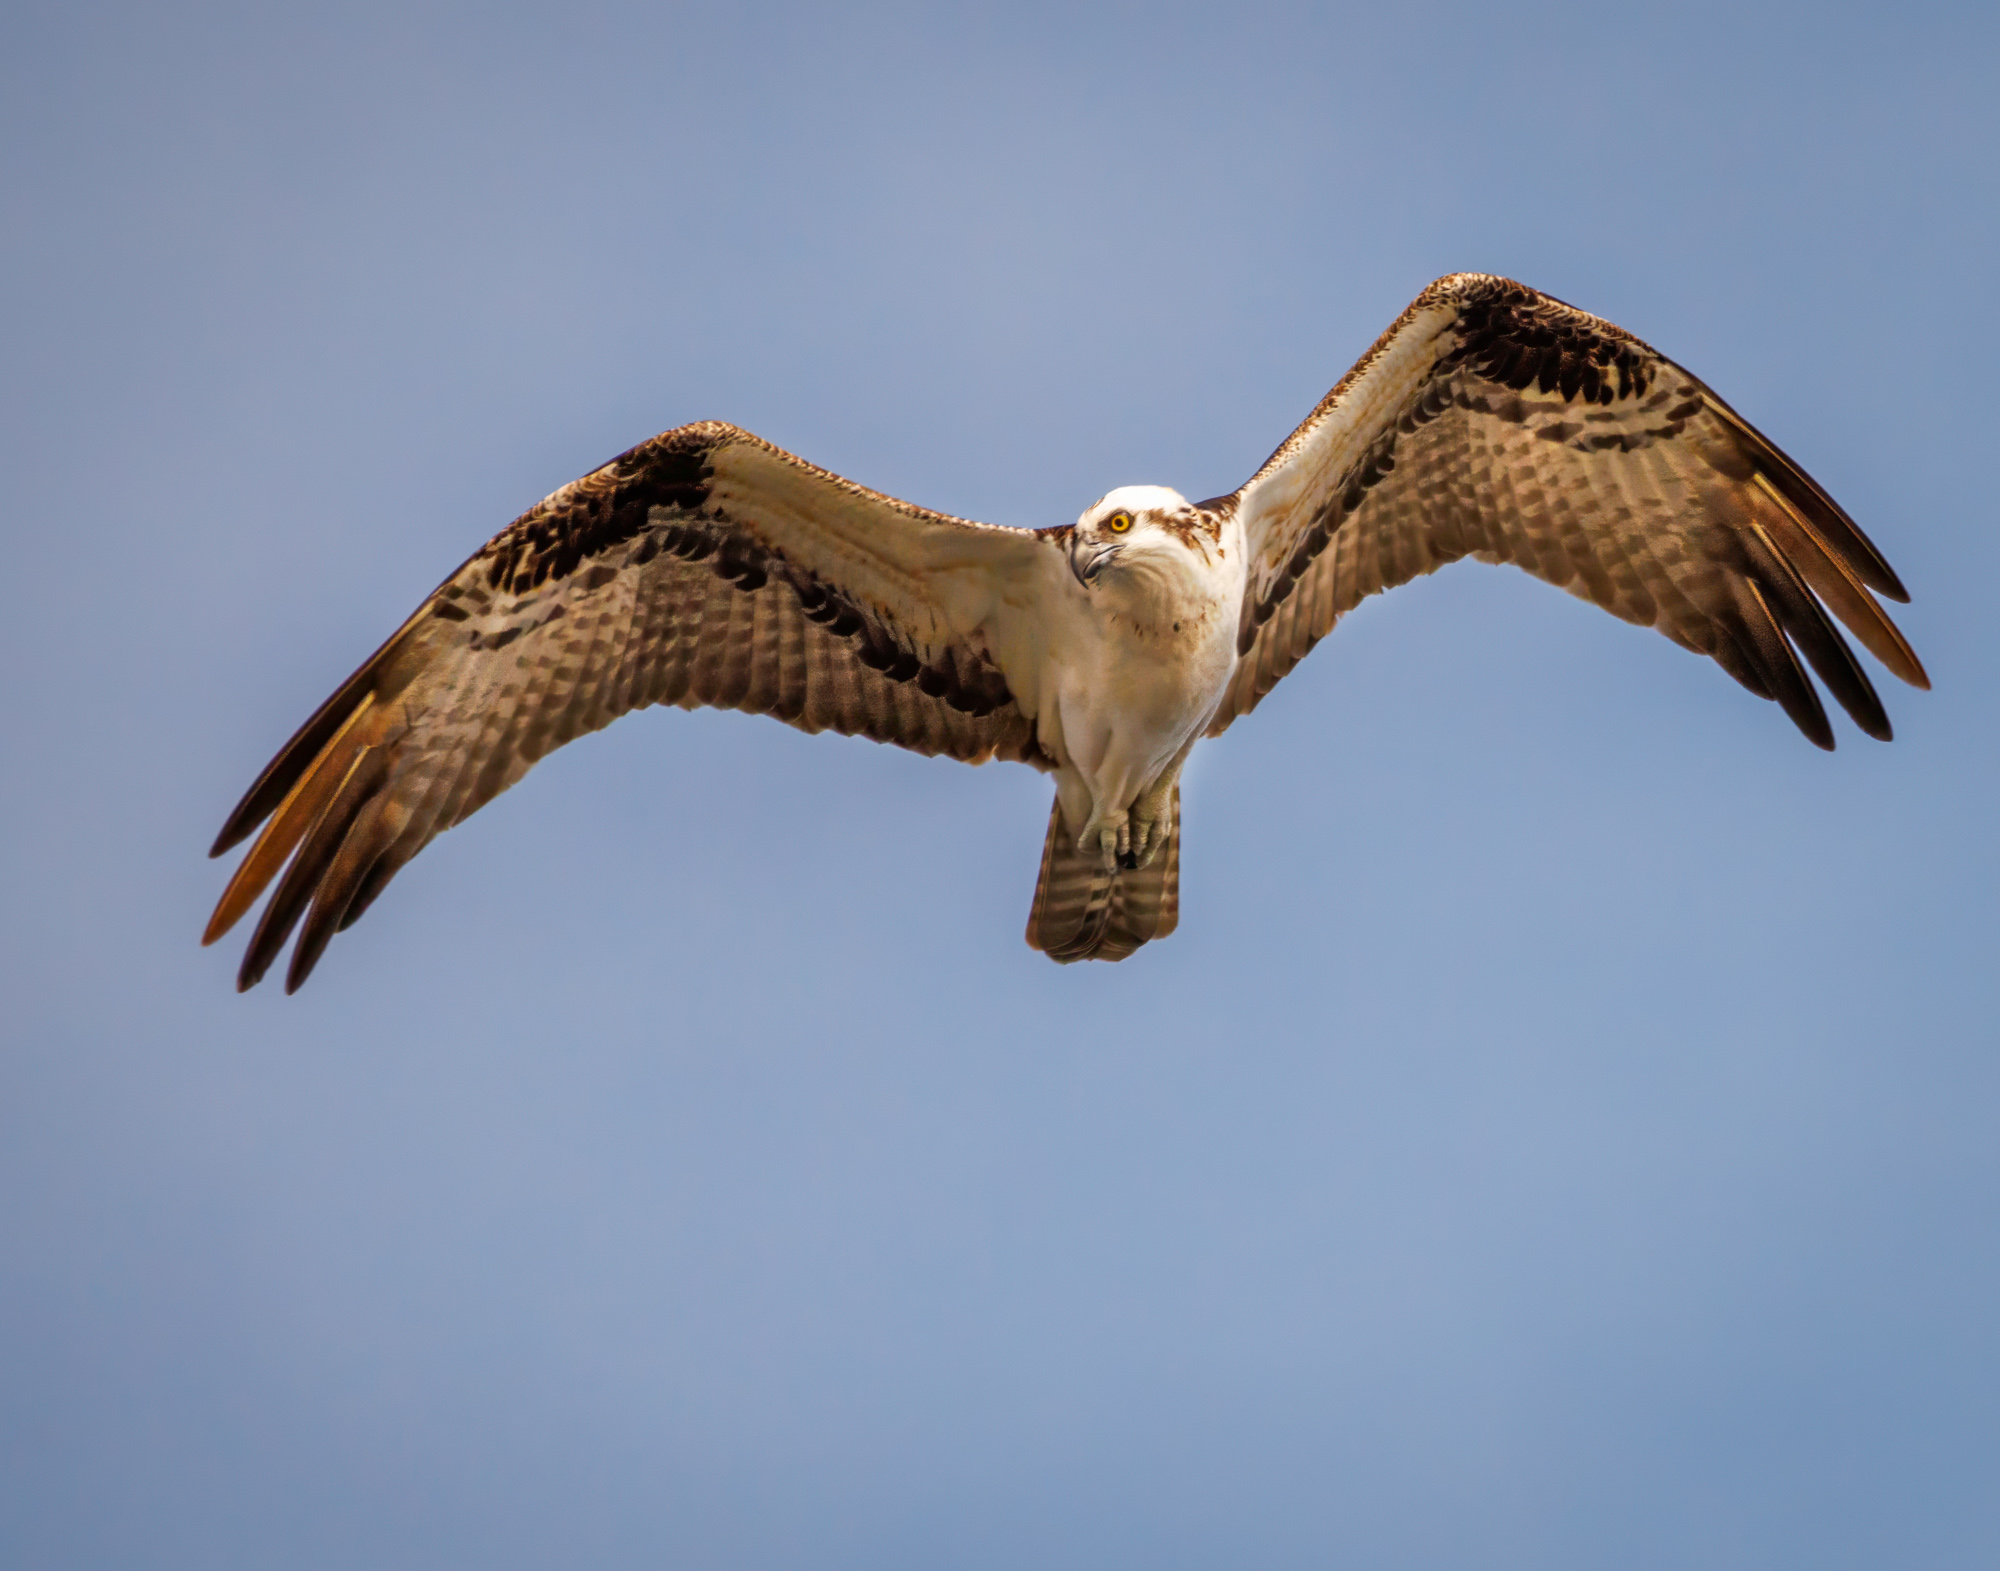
[
  {"left": 205, "top": 423, "right": 1055, "bottom": 991},
  {"left": 1211, "top": 274, "right": 1926, "bottom": 741},
  {"left": 206, "top": 275, "right": 1927, "bottom": 990}
]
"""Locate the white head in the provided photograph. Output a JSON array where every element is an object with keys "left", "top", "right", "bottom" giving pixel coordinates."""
[{"left": 1067, "top": 485, "right": 1213, "bottom": 588}]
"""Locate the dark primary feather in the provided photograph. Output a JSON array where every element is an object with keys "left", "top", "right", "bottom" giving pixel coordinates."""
[
  {"left": 1210, "top": 273, "right": 1927, "bottom": 742},
  {"left": 206, "top": 421, "right": 1048, "bottom": 992}
]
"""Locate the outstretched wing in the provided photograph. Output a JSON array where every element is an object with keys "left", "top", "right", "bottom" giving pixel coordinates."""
[
  {"left": 1208, "top": 273, "right": 1927, "bottom": 741},
  {"left": 205, "top": 421, "right": 1057, "bottom": 992}
]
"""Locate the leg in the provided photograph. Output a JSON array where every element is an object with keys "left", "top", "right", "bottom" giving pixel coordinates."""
[{"left": 1124, "top": 756, "right": 1189, "bottom": 870}]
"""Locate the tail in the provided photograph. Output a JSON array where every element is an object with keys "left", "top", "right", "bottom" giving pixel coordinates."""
[{"left": 1025, "top": 788, "right": 1181, "bottom": 963}]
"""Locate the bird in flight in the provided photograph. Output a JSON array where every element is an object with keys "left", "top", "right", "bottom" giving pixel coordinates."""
[{"left": 205, "top": 274, "right": 1928, "bottom": 991}]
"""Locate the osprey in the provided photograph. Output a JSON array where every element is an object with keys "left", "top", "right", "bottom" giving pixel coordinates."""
[{"left": 205, "top": 274, "right": 1928, "bottom": 991}]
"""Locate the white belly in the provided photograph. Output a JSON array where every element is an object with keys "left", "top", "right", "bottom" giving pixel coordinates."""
[{"left": 1036, "top": 583, "right": 1239, "bottom": 832}]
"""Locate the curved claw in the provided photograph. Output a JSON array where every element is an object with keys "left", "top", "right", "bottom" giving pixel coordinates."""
[{"left": 1076, "top": 812, "right": 1129, "bottom": 873}]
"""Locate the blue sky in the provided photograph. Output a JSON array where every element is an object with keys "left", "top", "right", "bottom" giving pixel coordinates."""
[{"left": 3, "top": 2, "right": 1997, "bottom": 1566}]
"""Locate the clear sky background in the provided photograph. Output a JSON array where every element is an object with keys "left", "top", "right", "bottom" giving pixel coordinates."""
[{"left": 3, "top": 2, "right": 1996, "bottom": 1567}]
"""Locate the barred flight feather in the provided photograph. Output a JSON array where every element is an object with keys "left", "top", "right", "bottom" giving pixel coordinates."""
[{"left": 1212, "top": 274, "right": 1926, "bottom": 740}]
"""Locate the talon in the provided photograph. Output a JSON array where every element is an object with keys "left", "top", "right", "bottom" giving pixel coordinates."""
[{"left": 1076, "top": 809, "right": 1136, "bottom": 873}]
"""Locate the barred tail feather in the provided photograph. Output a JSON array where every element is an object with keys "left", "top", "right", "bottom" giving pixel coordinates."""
[{"left": 1025, "top": 788, "right": 1180, "bottom": 963}]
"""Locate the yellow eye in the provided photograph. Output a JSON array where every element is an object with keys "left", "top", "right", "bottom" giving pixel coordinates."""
[{"left": 1108, "top": 513, "right": 1133, "bottom": 533}]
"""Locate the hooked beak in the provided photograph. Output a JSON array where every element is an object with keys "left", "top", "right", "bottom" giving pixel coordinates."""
[{"left": 1069, "top": 536, "right": 1118, "bottom": 588}]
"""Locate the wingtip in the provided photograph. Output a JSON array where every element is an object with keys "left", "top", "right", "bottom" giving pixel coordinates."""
[
  {"left": 209, "top": 813, "right": 259, "bottom": 859},
  {"left": 283, "top": 924, "right": 332, "bottom": 994},
  {"left": 1793, "top": 701, "right": 1837, "bottom": 752},
  {"left": 1874, "top": 569, "right": 1913, "bottom": 606}
]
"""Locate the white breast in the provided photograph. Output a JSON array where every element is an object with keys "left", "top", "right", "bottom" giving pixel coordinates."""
[{"left": 1025, "top": 518, "right": 1245, "bottom": 827}]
